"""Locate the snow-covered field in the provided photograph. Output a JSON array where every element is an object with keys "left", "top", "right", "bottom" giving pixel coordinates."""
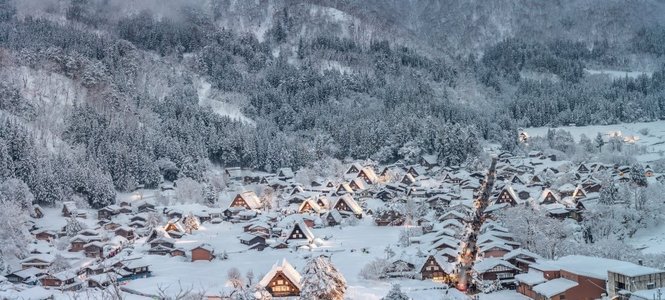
[
  {"left": 195, "top": 77, "right": 255, "bottom": 125},
  {"left": 526, "top": 120, "right": 665, "bottom": 162},
  {"left": 120, "top": 207, "right": 463, "bottom": 299},
  {"left": 585, "top": 68, "right": 652, "bottom": 79}
]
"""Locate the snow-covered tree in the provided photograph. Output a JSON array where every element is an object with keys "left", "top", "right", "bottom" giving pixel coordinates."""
[
  {"left": 49, "top": 254, "right": 71, "bottom": 273},
  {"left": 359, "top": 258, "right": 389, "bottom": 280},
  {"left": 599, "top": 173, "right": 619, "bottom": 205},
  {"left": 630, "top": 163, "right": 648, "bottom": 187},
  {"left": 300, "top": 255, "right": 347, "bottom": 300},
  {"left": 0, "top": 178, "right": 34, "bottom": 211},
  {"left": 175, "top": 177, "right": 203, "bottom": 204},
  {"left": 0, "top": 197, "right": 30, "bottom": 273},
  {"left": 381, "top": 284, "right": 410, "bottom": 300},
  {"left": 227, "top": 267, "right": 243, "bottom": 289},
  {"left": 183, "top": 212, "right": 199, "bottom": 233},
  {"left": 64, "top": 217, "right": 86, "bottom": 237}
]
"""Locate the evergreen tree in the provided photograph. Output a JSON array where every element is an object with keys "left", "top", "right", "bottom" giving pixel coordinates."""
[
  {"left": 630, "top": 163, "right": 648, "bottom": 187},
  {"left": 595, "top": 133, "right": 605, "bottom": 152},
  {"left": 381, "top": 284, "right": 410, "bottom": 300},
  {"left": 599, "top": 175, "right": 619, "bottom": 205},
  {"left": 300, "top": 255, "right": 347, "bottom": 300},
  {"left": 65, "top": 217, "right": 85, "bottom": 237}
]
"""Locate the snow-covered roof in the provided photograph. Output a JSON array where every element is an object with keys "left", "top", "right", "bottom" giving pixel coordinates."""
[
  {"left": 515, "top": 271, "right": 547, "bottom": 286},
  {"left": 472, "top": 258, "right": 518, "bottom": 273},
  {"left": 532, "top": 278, "right": 578, "bottom": 297},
  {"left": 10, "top": 267, "right": 45, "bottom": 279},
  {"left": 537, "top": 189, "right": 560, "bottom": 204},
  {"left": 259, "top": 259, "right": 302, "bottom": 289},
  {"left": 20, "top": 254, "right": 55, "bottom": 264},
  {"left": 334, "top": 194, "right": 362, "bottom": 215},
  {"left": 237, "top": 191, "right": 261, "bottom": 209},
  {"left": 553, "top": 255, "right": 656, "bottom": 280},
  {"left": 503, "top": 248, "right": 542, "bottom": 261},
  {"left": 478, "top": 242, "right": 513, "bottom": 253},
  {"left": 607, "top": 264, "right": 664, "bottom": 277}
]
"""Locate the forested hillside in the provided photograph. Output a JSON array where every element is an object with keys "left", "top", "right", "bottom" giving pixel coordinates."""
[{"left": 1, "top": 0, "right": 665, "bottom": 208}]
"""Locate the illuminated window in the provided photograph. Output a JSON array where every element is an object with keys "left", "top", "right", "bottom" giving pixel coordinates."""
[{"left": 273, "top": 285, "right": 290, "bottom": 292}]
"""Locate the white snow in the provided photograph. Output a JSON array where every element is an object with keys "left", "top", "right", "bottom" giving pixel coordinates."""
[
  {"left": 585, "top": 68, "right": 652, "bottom": 79},
  {"left": 525, "top": 120, "right": 665, "bottom": 162},
  {"left": 194, "top": 77, "right": 255, "bottom": 125},
  {"left": 532, "top": 278, "right": 578, "bottom": 297}
]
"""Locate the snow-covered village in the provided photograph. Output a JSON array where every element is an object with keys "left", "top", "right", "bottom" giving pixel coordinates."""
[
  {"left": 5, "top": 0, "right": 665, "bottom": 299},
  {"left": 3, "top": 123, "right": 665, "bottom": 300}
]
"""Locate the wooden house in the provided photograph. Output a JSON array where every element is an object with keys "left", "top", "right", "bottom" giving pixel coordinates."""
[
  {"left": 62, "top": 201, "right": 77, "bottom": 217},
  {"left": 420, "top": 255, "right": 452, "bottom": 283},
  {"left": 6, "top": 267, "right": 46, "bottom": 284},
  {"left": 286, "top": 221, "right": 315, "bottom": 244},
  {"left": 191, "top": 244, "right": 215, "bottom": 261},
  {"left": 401, "top": 173, "right": 416, "bottom": 185},
  {"left": 538, "top": 189, "right": 560, "bottom": 205},
  {"left": 323, "top": 210, "right": 343, "bottom": 226},
  {"left": 34, "top": 230, "right": 57, "bottom": 242},
  {"left": 494, "top": 186, "right": 519, "bottom": 206},
  {"left": 115, "top": 226, "right": 135, "bottom": 240},
  {"left": 277, "top": 168, "right": 294, "bottom": 180},
  {"left": 472, "top": 258, "right": 519, "bottom": 287},
  {"left": 137, "top": 201, "right": 155, "bottom": 213},
  {"left": 420, "top": 155, "right": 439, "bottom": 169},
  {"left": 229, "top": 191, "right": 262, "bottom": 210},
  {"left": 334, "top": 183, "right": 354, "bottom": 195},
  {"left": 348, "top": 178, "right": 366, "bottom": 191},
  {"left": 239, "top": 233, "right": 267, "bottom": 247},
  {"left": 346, "top": 163, "right": 363, "bottom": 175},
  {"left": 357, "top": 167, "right": 379, "bottom": 184},
  {"left": 333, "top": 194, "right": 363, "bottom": 218},
  {"left": 41, "top": 271, "right": 82, "bottom": 291},
  {"left": 97, "top": 205, "right": 120, "bottom": 220},
  {"left": 374, "top": 210, "right": 404, "bottom": 226},
  {"left": 298, "top": 199, "right": 323, "bottom": 214},
  {"left": 83, "top": 242, "right": 105, "bottom": 258},
  {"left": 259, "top": 259, "right": 302, "bottom": 297},
  {"left": 20, "top": 255, "right": 55, "bottom": 270},
  {"left": 31, "top": 204, "right": 44, "bottom": 219},
  {"left": 504, "top": 249, "right": 541, "bottom": 272},
  {"left": 118, "top": 260, "right": 151, "bottom": 281}
]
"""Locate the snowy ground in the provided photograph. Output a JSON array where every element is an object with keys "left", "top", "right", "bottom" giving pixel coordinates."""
[
  {"left": 585, "top": 68, "right": 652, "bottom": 79},
  {"left": 628, "top": 223, "right": 665, "bottom": 255},
  {"left": 526, "top": 120, "right": 665, "bottom": 162},
  {"left": 121, "top": 212, "right": 466, "bottom": 299}
]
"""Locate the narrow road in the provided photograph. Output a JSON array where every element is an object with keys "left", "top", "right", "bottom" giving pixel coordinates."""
[{"left": 456, "top": 156, "right": 497, "bottom": 293}]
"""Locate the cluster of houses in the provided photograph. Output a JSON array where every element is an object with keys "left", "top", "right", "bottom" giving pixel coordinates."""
[
  {"left": 3, "top": 198, "right": 153, "bottom": 292},
  {"left": 4, "top": 148, "right": 665, "bottom": 299}
]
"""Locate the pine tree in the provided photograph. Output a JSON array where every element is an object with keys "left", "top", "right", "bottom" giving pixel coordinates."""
[
  {"left": 381, "top": 284, "right": 410, "bottom": 300},
  {"left": 630, "top": 163, "right": 647, "bottom": 187},
  {"left": 65, "top": 217, "right": 85, "bottom": 237},
  {"left": 599, "top": 175, "right": 618, "bottom": 205},
  {"left": 595, "top": 133, "right": 605, "bottom": 152},
  {"left": 300, "top": 255, "right": 347, "bottom": 300}
]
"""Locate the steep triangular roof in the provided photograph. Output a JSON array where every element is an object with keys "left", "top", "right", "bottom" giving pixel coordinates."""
[{"left": 259, "top": 259, "right": 302, "bottom": 289}]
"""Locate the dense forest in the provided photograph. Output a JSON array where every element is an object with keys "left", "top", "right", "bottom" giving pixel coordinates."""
[{"left": 0, "top": 0, "right": 665, "bottom": 208}]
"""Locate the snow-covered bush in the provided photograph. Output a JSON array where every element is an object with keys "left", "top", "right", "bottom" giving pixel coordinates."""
[
  {"left": 359, "top": 258, "right": 389, "bottom": 280},
  {"left": 381, "top": 284, "right": 409, "bottom": 300}
]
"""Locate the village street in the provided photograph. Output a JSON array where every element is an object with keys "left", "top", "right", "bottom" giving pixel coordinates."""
[{"left": 457, "top": 157, "right": 498, "bottom": 293}]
